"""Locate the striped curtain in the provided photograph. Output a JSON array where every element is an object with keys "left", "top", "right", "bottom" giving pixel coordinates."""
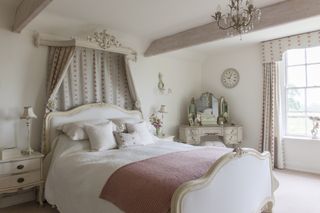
[
  {"left": 46, "top": 46, "right": 76, "bottom": 111},
  {"left": 54, "top": 48, "right": 134, "bottom": 111},
  {"left": 260, "top": 62, "right": 284, "bottom": 169}
]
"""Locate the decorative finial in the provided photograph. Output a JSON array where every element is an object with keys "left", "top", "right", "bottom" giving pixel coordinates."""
[
  {"left": 233, "top": 142, "right": 244, "bottom": 157},
  {"left": 87, "top": 30, "right": 121, "bottom": 49}
]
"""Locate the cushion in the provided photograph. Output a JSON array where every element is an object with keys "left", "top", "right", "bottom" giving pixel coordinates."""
[
  {"left": 126, "top": 121, "right": 155, "bottom": 145},
  {"left": 58, "top": 119, "right": 116, "bottom": 140},
  {"left": 111, "top": 118, "right": 142, "bottom": 132},
  {"left": 114, "top": 131, "right": 143, "bottom": 148},
  {"left": 84, "top": 122, "right": 117, "bottom": 151}
]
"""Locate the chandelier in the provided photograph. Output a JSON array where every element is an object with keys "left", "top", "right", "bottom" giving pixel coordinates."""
[{"left": 212, "top": 0, "right": 261, "bottom": 36}]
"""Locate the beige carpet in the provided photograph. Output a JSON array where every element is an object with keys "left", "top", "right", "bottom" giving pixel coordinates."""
[
  {"left": 1, "top": 201, "right": 58, "bottom": 213},
  {"left": 273, "top": 170, "right": 320, "bottom": 213},
  {"left": 2, "top": 170, "right": 320, "bottom": 213}
]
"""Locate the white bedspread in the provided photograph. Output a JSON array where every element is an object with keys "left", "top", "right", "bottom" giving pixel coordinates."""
[{"left": 45, "top": 135, "right": 197, "bottom": 213}]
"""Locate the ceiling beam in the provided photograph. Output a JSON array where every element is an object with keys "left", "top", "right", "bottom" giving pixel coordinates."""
[
  {"left": 13, "top": 0, "right": 52, "bottom": 33},
  {"left": 145, "top": 0, "right": 320, "bottom": 57}
]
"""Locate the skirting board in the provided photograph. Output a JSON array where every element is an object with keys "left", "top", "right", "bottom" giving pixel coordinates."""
[
  {"left": 285, "top": 164, "right": 320, "bottom": 175},
  {"left": 0, "top": 189, "right": 35, "bottom": 208}
]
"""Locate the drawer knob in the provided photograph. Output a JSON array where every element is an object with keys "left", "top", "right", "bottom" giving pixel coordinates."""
[
  {"left": 17, "top": 178, "right": 25, "bottom": 183},
  {"left": 17, "top": 165, "right": 24, "bottom": 170}
]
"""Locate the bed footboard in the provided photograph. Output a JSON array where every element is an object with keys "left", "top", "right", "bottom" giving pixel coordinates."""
[{"left": 171, "top": 148, "right": 278, "bottom": 213}]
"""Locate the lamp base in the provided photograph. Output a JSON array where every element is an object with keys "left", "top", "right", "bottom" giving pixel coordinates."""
[{"left": 21, "top": 148, "right": 34, "bottom": 155}]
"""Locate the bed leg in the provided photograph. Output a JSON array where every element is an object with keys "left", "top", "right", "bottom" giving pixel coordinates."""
[{"left": 262, "top": 201, "right": 273, "bottom": 213}]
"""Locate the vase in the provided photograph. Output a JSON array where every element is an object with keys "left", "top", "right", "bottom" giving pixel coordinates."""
[{"left": 156, "top": 128, "right": 161, "bottom": 136}]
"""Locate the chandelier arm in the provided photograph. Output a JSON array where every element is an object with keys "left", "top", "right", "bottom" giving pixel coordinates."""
[
  {"left": 216, "top": 19, "right": 237, "bottom": 30},
  {"left": 243, "top": 14, "right": 253, "bottom": 27}
]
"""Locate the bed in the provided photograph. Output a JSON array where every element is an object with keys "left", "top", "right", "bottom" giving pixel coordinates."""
[{"left": 43, "top": 103, "right": 278, "bottom": 213}]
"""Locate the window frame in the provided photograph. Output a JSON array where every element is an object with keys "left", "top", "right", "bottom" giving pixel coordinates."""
[{"left": 283, "top": 48, "right": 320, "bottom": 137}]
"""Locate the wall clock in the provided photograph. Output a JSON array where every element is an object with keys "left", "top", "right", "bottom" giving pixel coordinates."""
[{"left": 221, "top": 68, "right": 240, "bottom": 88}]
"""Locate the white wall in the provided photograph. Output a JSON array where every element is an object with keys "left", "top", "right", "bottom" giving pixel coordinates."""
[
  {"left": 131, "top": 55, "right": 201, "bottom": 136},
  {"left": 284, "top": 138, "right": 320, "bottom": 174},
  {"left": 202, "top": 44, "right": 263, "bottom": 149},
  {"left": 0, "top": 5, "right": 48, "bottom": 151}
]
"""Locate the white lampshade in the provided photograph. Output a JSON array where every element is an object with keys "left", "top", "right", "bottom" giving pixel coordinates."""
[
  {"left": 158, "top": 105, "right": 167, "bottom": 113},
  {"left": 20, "top": 106, "right": 37, "bottom": 120}
]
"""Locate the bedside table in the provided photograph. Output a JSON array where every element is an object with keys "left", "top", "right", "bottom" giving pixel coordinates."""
[{"left": 0, "top": 152, "right": 44, "bottom": 205}]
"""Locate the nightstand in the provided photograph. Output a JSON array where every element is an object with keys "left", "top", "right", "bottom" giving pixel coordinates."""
[{"left": 0, "top": 152, "right": 44, "bottom": 205}]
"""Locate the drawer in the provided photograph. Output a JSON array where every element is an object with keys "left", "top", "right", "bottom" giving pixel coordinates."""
[
  {"left": 186, "top": 128, "right": 200, "bottom": 136},
  {"left": 0, "top": 170, "right": 41, "bottom": 190},
  {"left": 200, "top": 127, "right": 222, "bottom": 135},
  {"left": 0, "top": 159, "right": 41, "bottom": 175},
  {"left": 224, "top": 135, "right": 239, "bottom": 145},
  {"left": 224, "top": 127, "right": 238, "bottom": 135},
  {"left": 186, "top": 135, "right": 200, "bottom": 145}
]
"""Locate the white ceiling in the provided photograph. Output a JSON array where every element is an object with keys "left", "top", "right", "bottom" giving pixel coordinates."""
[
  {"left": 3, "top": 0, "right": 320, "bottom": 58},
  {"left": 43, "top": 0, "right": 284, "bottom": 40}
]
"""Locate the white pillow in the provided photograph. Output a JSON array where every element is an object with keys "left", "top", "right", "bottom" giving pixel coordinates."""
[
  {"left": 58, "top": 120, "right": 116, "bottom": 140},
  {"left": 114, "top": 131, "right": 143, "bottom": 148},
  {"left": 84, "top": 122, "right": 117, "bottom": 151},
  {"left": 126, "top": 121, "right": 155, "bottom": 145}
]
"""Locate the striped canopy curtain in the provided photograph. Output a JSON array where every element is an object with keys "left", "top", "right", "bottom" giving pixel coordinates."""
[
  {"left": 46, "top": 46, "right": 76, "bottom": 112},
  {"left": 260, "top": 62, "right": 284, "bottom": 168},
  {"left": 54, "top": 47, "right": 137, "bottom": 111}
]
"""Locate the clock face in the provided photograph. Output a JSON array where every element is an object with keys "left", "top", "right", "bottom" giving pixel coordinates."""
[{"left": 221, "top": 68, "right": 240, "bottom": 88}]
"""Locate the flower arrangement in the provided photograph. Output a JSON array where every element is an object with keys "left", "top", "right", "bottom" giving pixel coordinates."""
[
  {"left": 309, "top": 116, "right": 320, "bottom": 139},
  {"left": 149, "top": 113, "right": 163, "bottom": 136}
]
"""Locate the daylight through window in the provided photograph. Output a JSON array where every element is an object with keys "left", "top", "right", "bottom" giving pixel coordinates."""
[{"left": 284, "top": 47, "right": 320, "bottom": 137}]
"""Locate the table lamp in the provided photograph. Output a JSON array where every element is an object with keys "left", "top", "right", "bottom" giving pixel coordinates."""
[{"left": 20, "top": 106, "right": 37, "bottom": 155}]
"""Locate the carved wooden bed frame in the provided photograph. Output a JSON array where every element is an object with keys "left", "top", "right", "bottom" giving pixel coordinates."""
[{"left": 42, "top": 103, "right": 278, "bottom": 213}]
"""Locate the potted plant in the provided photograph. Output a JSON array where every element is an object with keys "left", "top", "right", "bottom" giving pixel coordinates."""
[{"left": 149, "top": 113, "right": 163, "bottom": 136}]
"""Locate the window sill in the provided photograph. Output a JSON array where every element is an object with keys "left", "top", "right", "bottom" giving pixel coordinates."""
[{"left": 283, "top": 136, "right": 320, "bottom": 142}]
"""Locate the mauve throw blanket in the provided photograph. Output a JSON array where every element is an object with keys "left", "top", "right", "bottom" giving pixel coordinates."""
[{"left": 100, "top": 147, "right": 231, "bottom": 213}]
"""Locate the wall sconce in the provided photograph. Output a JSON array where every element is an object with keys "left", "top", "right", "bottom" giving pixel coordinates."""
[{"left": 158, "top": 72, "right": 172, "bottom": 95}]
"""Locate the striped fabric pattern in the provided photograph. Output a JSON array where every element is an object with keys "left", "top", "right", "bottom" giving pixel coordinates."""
[
  {"left": 55, "top": 48, "right": 134, "bottom": 111},
  {"left": 262, "top": 30, "right": 320, "bottom": 63},
  {"left": 260, "top": 62, "right": 284, "bottom": 169}
]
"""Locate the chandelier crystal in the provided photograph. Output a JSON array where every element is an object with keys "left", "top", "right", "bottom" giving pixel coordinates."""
[{"left": 212, "top": 0, "right": 261, "bottom": 36}]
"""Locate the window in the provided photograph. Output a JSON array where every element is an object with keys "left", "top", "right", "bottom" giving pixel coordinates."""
[{"left": 284, "top": 47, "right": 320, "bottom": 137}]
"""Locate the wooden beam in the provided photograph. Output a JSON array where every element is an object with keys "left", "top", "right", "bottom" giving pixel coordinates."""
[
  {"left": 145, "top": 0, "right": 320, "bottom": 56},
  {"left": 13, "top": 0, "right": 52, "bottom": 33}
]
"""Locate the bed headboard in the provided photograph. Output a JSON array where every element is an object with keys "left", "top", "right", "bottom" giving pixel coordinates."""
[{"left": 42, "top": 103, "right": 143, "bottom": 155}]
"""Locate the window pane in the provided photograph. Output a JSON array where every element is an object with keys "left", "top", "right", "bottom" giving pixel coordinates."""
[
  {"left": 306, "top": 46, "right": 320, "bottom": 64},
  {"left": 307, "top": 64, "right": 320, "bottom": 86},
  {"left": 287, "top": 49, "right": 306, "bottom": 66},
  {"left": 287, "top": 117, "right": 306, "bottom": 136},
  {"left": 288, "top": 112, "right": 305, "bottom": 117},
  {"left": 307, "top": 88, "right": 320, "bottom": 112},
  {"left": 287, "top": 89, "right": 305, "bottom": 112},
  {"left": 287, "top": 66, "right": 306, "bottom": 87}
]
